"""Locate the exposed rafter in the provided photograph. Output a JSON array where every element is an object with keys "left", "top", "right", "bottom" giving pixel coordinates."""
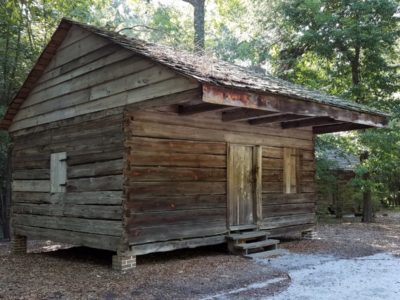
[
  {"left": 313, "top": 123, "right": 372, "bottom": 134},
  {"left": 202, "top": 85, "right": 388, "bottom": 128},
  {"left": 281, "top": 117, "right": 339, "bottom": 129},
  {"left": 178, "top": 103, "right": 227, "bottom": 115},
  {"left": 249, "top": 114, "right": 305, "bottom": 125},
  {"left": 221, "top": 108, "right": 275, "bottom": 122}
]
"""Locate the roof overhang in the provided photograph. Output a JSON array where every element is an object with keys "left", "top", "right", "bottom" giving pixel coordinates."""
[{"left": 186, "top": 84, "right": 389, "bottom": 134}]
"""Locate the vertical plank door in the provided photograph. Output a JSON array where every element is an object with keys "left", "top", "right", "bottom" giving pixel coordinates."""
[{"left": 228, "top": 144, "right": 259, "bottom": 227}]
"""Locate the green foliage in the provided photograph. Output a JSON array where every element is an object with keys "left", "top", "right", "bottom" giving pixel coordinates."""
[{"left": 268, "top": 0, "right": 399, "bottom": 106}]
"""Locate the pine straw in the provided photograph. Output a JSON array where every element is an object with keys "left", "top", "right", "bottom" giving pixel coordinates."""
[{"left": 1, "top": 211, "right": 398, "bottom": 299}]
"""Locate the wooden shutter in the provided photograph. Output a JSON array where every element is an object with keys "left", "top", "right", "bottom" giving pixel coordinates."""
[
  {"left": 283, "top": 148, "right": 301, "bottom": 194},
  {"left": 50, "top": 152, "right": 67, "bottom": 193}
]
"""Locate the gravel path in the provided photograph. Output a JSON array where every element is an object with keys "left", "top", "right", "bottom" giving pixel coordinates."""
[
  {"left": 260, "top": 252, "right": 400, "bottom": 300},
  {"left": 0, "top": 211, "right": 399, "bottom": 299}
]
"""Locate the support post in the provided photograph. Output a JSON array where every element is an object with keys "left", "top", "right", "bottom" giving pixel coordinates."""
[
  {"left": 11, "top": 235, "right": 27, "bottom": 254},
  {"left": 112, "top": 250, "right": 136, "bottom": 272},
  {"left": 360, "top": 151, "right": 373, "bottom": 222}
]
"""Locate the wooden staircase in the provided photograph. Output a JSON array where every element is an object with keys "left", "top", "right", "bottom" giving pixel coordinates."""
[{"left": 226, "top": 230, "right": 280, "bottom": 257}]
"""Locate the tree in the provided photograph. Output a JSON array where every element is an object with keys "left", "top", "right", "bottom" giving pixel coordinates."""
[
  {"left": 267, "top": 0, "right": 399, "bottom": 106},
  {"left": 182, "top": 0, "right": 205, "bottom": 51}
]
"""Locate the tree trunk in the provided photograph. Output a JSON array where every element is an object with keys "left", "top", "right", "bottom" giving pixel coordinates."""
[
  {"left": 360, "top": 151, "right": 373, "bottom": 223},
  {"left": 350, "top": 45, "right": 361, "bottom": 101},
  {"left": 183, "top": 0, "right": 205, "bottom": 52}
]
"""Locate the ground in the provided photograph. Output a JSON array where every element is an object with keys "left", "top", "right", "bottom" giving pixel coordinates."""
[{"left": 0, "top": 211, "right": 399, "bottom": 299}]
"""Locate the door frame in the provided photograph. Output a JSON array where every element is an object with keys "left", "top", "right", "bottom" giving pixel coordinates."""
[{"left": 227, "top": 143, "right": 262, "bottom": 230}]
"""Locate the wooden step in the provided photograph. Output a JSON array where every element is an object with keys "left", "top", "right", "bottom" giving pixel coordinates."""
[
  {"left": 234, "top": 239, "right": 279, "bottom": 250},
  {"left": 226, "top": 231, "right": 269, "bottom": 241},
  {"left": 229, "top": 224, "right": 258, "bottom": 231},
  {"left": 244, "top": 249, "right": 289, "bottom": 259}
]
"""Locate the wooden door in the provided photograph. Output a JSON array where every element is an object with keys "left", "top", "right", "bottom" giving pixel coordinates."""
[{"left": 227, "top": 144, "right": 262, "bottom": 228}]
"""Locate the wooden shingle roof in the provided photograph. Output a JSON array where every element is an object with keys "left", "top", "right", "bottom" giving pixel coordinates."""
[{"left": 0, "top": 18, "right": 389, "bottom": 130}]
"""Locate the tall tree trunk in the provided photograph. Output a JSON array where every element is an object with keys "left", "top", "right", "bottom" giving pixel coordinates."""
[
  {"left": 183, "top": 0, "right": 205, "bottom": 52},
  {"left": 350, "top": 45, "right": 361, "bottom": 101},
  {"left": 360, "top": 151, "right": 373, "bottom": 222}
]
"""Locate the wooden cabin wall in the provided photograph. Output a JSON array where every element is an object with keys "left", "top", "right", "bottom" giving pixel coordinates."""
[
  {"left": 10, "top": 109, "right": 125, "bottom": 251},
  {"left": 8, "top": 25, "right": 199, "bottom": 251},
  {"left": 125, "top": 105, "right": 316, "bottom": 245}
]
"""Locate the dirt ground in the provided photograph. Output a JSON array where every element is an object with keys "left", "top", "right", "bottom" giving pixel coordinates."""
[{"left": 0, "top": 211, "right": 399, "bottom": 299}]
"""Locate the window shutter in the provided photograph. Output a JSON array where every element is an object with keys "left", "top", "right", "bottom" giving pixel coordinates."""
[
  {"left": 283, "top": 148, "right": 300, "bottom": 194},
  {"left": 50, "top": 152, "right": 67, "bottom": 193}
]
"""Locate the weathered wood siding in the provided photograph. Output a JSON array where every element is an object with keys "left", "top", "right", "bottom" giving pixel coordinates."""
[
  {"left": 9, "top": 25, "right": 199, "bottom": 251},
  {"left": 11, "top": 110, "right": 125, "bottom": 251},
  {"left": 125, "top": 105, "right": 316, "bottom": 245},
  {"left": 9, "top": 25, "right": 198, "bottom": 133}
]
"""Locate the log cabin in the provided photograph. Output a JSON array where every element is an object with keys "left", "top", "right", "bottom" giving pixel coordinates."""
[{"left": 0, "top": 19, "right": 388, "bottom": 270}]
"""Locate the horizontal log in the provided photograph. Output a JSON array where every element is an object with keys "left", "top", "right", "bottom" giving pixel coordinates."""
[
  {"left": 262, "top": 182, "right": 283, "bottom": 193},
  {"left": 262, "top": 146, "right": 283, "bottom": 159},
  {"left": 128, "top": 222, "right": 227, "bottom": 244},
  {"left": 262, "top": 170, "right": 283, "bottom": 182},
  {"left": 261, "top": 213, "right": 316, "bottom": 229},
  {"left": 127, "top": 194, "right": 227, "bottom": 212},
  {"left": 14, "top": 225, "right": 120, "bottom": 251},
  {"left": 127, "top": 208, "right": 226, "bottom": 227},
  {"left": 13, "top": 121, "right": 123, "bottom": 151},
  {"left": 128, "top": 109, "right": 313, "bottom": 142},
  {"left": 127, "top": 181, "right": 226, "bottom": 196},
  {"left": 12, "top": 203, "right": 122, "bottom": 220},
  {"left": 262, "top": 193, "right": 317, "bottom": 205},
  {"left": 127, "top": 166, "right": 226, "bottom": 182},
  {"left": 130, "top": 235, "right": 226, "bottom": 255},
  {"left": 13, "top": 191, "right": 123, "bottom": 205},
  {"left": 128, "top": 152, "right": 226, "bottom": 168},
  {"left": 13, "top": 169, "right": 50, "bottom": 180},
  {"left": 12, "top": 214, "right": 122, "bottom": 236},
  {"left": 68, "top": 159, "right": 123, "bottom": 178},
  {"left": 126, "top": 136, "right": 226, "bottom": 155},
  {"left": 129, "top": 120, "right": 313, "bottom": 150},
  {"left": 263, "top": 202, "right": 315, "bottom": 217},
  {"left": 67, "top": 175, "right": 123, "bottom": 192},
  {"left": 12, "top": 180, "right": 50, "bottom": 192},
  {"left": 67, "top": 149, "right": 124, "bottom": 166},
  {"left": 300, "top": 183, "right": 316, "bottom": 193},
  {"left": 268, "top": 223, "right": 315, "bottom": 238},
  {"left": 12, "top": 106, "right": 124, "bottom": 137}
]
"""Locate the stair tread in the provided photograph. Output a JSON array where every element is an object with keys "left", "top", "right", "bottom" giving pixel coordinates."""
[
  {"left": 245, "top": 249, "right": 289, "bottom": 259},
  {"left": 229, "top": 224, "right": 258, "bottom": 231},
  {"left": 234, "top": 239, "right": 280, "bottom": 250},
  {"left": 227, "top": 231, "right": 269, "bottom": 241}
]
